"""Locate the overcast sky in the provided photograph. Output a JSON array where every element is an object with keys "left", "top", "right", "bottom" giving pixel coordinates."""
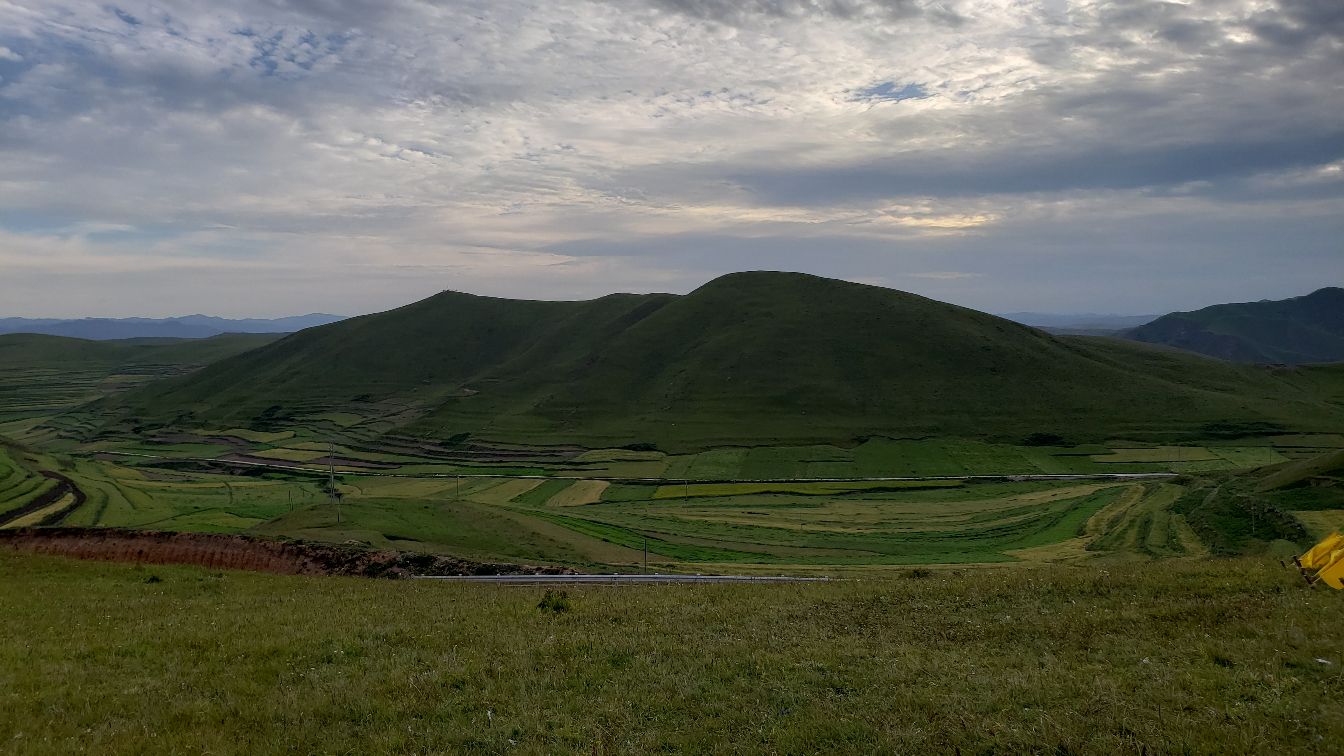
[{"left": 1, "top": 0, "right": 1340, "bottom": 318}]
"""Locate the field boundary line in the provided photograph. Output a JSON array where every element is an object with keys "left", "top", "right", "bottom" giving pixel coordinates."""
[{"left": 87, "top": 451, "right": 1179, "bottom": 485}]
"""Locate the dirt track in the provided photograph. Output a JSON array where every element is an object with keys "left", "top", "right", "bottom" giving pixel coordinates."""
[{"left": 0, "top": 527, "right": 575, "bottom": 579}]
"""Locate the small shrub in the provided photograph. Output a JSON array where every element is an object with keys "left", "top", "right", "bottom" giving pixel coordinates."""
[
  {"left": 537, "top": 590, "right": 571, "bottom": 613},
  {"left": 904, "top": 568, "right": 933, "bottom": 579}
]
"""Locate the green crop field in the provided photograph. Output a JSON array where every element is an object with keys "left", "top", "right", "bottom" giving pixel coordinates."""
[
  {"left": 0, "top": 553, "right": 1340, "bottom": 754},
  {"left": 5, "top": 440, "right": 1343, "bottom": 570},
  {"left": 0, "top": 447, "right": 54, "bottom": 521}
]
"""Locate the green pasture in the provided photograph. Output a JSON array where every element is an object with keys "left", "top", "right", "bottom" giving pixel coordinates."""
[{"left": 0, "top": 553, "right": 1339, "bottom": 754}]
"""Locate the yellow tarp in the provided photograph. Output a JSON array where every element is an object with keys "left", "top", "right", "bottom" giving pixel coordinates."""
[
  {"left": 1298, "top": 532, "right": 1344, "bottom": 571},
  {"left": 1297, "top": 532, "right": 1344, "bottom": 589},
  {"left": 1316, "top": 549, "right": 1344, "bottom": 590}
]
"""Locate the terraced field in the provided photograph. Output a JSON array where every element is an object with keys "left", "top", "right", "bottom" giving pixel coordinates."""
[
  {"left": 7, "top": 417, "right": 1344, "bottom": 569},
  {"left": 0, "top": 447, "right": 55, "bottom": 521},
  {"left": 63, "top": 426, "right": 1340, "bottom": 481},
  {"left": 9, "top": 365, "right": 1344, "bottom": 571}
]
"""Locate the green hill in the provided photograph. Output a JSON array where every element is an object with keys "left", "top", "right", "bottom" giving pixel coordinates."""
[
  {"left": 1171, "top": 448, "right": 1344, "bottom": 555},
  {"left": 1256, "top": 448, "right": 1344, "bottom": 492},
  {"left": 100, "top": 272, "right": 1344, "bottom": 449},
  {"left": 0, "top": 332, "right": 283, "bottom": 426},
  {"left": 0, "top": 332, "right": 282, "bottom": 369},
  {"left": 1124, "top": 287, "right": 1344, "bottom": 363}
]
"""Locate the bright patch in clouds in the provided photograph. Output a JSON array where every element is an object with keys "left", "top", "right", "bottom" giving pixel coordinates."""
[{"left": 0, "top": 0, "right": 1340, "bottom": 316}]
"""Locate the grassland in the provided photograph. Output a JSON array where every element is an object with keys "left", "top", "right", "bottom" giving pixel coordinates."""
[{"left": 0, "top": 552, "right": 1340, "bottom": 754}]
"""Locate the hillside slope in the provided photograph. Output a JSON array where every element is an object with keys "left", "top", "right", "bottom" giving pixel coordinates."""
[
  {"left": 0, "top": 333, "right": 282, "bottom": 426},
  {"left": 103, "top": 272, "right": 1344, "bottom": 448},
  {"left": 0, "top": 332, "right": 283, "bottom": 372},
  {"left": 1124, "top": 287, "right": 1344, "bottom": 364}
]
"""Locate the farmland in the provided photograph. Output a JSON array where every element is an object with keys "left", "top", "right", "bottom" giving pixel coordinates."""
[
  {"left": 3, "top": 436, "right": 1339, "bottom": 570},
  {"left": 5, "top": 396, "right": 1344, "bottom": 568}
]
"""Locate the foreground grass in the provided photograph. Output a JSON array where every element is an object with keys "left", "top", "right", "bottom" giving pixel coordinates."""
[{"left": 1, "top": 554, "right": 1341, "bottom": 754}]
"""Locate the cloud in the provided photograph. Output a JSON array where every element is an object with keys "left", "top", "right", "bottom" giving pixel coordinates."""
[
  {"left": 640, "top": 0, "right": 951, "bottom": 26},
  {"left": 0, "top": 0, "right": 1338, "bottom": 316}
]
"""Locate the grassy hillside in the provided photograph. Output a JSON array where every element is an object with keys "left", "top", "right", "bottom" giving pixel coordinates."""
[
  {"left": 0, "top": 333, "right": 281, "bottom": 431},
  {"left": 98, "top": 272, "right": 1344, "bottom": 449},
  {"left": 0, "top": 552, "right": 1339, "bottom": 754},
  {"left": 1126, "top": 286, "right": 1344, "bottom": 363},
  {"left": 1171, "top": 449, "right": 1344, "bottom": 555},
  {"left": 1256, "top": 448, "right": 1344, "bottom": 492}
]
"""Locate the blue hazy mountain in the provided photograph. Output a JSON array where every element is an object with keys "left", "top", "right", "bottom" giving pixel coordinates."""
[{"left": 0, "top": 314, "right": 345, "bottom": 340}]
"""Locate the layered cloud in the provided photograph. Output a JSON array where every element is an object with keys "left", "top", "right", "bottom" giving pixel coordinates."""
[{"left": 0, "top": 0, "right": 1339, "bottom": 316}]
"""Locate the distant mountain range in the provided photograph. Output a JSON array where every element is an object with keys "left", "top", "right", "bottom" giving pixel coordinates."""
[
  {"left": 1124, "top": 287, "right": 1344, "bottom": 364},
  {"left": 997, "top": 312, "right": 1157, "bottom": 336},
  {"left": 98, "top": 271, "right": 1344, "bottom": 449},
  {"left": 0, "top": 314, "right": 346, "bottom": 340}
]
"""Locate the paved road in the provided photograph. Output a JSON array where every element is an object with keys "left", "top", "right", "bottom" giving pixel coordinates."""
[{"left": 411, "top": 573, "right": 830, "bottom": 584}]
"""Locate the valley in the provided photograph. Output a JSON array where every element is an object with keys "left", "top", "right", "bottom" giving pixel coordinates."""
[{"left": 3, "top": 274, "right": 1342, "bottom": 572}]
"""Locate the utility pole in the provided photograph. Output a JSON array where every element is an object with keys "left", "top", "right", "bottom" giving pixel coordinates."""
[
  {"left": 328, "top": 441, "right": 341, "bottom": 524},
  {"left": 684, "top": 453, "right": 693, "bottom": 500}
]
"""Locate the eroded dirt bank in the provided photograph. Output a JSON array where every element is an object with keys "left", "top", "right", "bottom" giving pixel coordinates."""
[{"left": 0, "top": 527, "right": 575, "bottom": 578}]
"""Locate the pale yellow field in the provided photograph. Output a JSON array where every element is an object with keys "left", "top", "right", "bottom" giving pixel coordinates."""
[
  {"left": 250, "top": 447, "right": 328, "bottom": 463},
  {"left": 1, "top": 492, "right": 74, "bottom": 529},
  {"left": 469, "top": 478, "right": 543, "bottom": 504},
  {"left": 547, "top": 480, "right": 609, "bottom": 506}
]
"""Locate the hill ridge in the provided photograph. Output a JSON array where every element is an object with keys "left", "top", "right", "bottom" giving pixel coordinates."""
[
  {"left": 1125, "top": 286, "right": 1344, "bottom": 364},
  {"left": 92, "top": 271, "right": 1344, "bottom": 449}
]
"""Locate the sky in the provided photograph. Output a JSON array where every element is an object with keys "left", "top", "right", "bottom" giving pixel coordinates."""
[{"left": 0, "top": 0, "right": 1341, "bottom": 318}]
